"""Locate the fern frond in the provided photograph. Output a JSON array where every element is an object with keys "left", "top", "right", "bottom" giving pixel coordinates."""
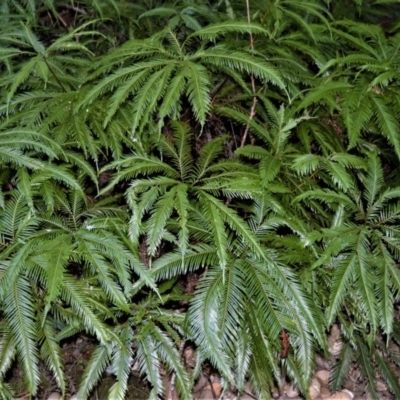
[
  {"left": 187, "top": 268, "right": 233, "bottom": 381},
  {"left": 78, "top": 344, "right": 110, "bottom": 399},
  {"left": 4, "top": 277, "right": 40, "bottom": 394},
  {"left": 40, "top": 320, "right": 66, "bottom": 394},
  {"left": 188, "top": 21, "right": 270, "bottom": 40},
  {"left": 109, "top": 326, "right": 133, "bottom": 400},
  {"left": 61, "top": 275, "right": 112, "bottom": 344},
  {"left": 0, "top": 322, "right": 16, "bottom": 377}
]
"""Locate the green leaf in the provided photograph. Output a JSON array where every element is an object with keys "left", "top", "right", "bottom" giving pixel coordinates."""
[
  {"left": 4, "top": 277, "right": 40, "bottom": 394},
  {"left": 78, "top": 345, "right": 110, "bottom": 399}
]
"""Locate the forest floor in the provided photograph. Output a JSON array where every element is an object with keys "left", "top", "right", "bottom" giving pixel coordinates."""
[{"left": 8, "top": 325, "right": 397, "bottom": 400}]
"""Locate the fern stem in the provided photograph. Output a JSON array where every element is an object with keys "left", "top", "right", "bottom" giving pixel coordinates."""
[
  {"left": 241, "top": 0, "right": 258, "bottom": 147},
  {"left": 42, "top": 57, "right": 67, "bottom": 93}
]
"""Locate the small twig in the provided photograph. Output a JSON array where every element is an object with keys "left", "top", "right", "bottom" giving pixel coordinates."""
[
  {"left": 210, "top": 77, "right": 229, "bottom": 103},
  {"left": 297, "top": 168, "right": 321, "bottom": 189},
  {"left": 56, "top": 12, "right": 68, "bottom": 29},
  {"left": 42, "top": 57, "right": 67, "bottom": 92},
  {"left": 64, "top": 4, "right": 88, "bottom": 15},
  {"left": 207, "top": 375, "right": 218, "bottom": 400},
  {"left": 167, "top": 373, "right": 176, "bottom": 400},
  {"left": 243, "top": 390, "right": 257, "bottom": 399},
  {"left": 241, "top": 0, "right": 258, "bottom": 148}
]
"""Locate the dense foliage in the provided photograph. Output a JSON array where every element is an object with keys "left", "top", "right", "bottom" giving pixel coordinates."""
[{"left": 1, "top": 0, "right": 400, "bottom": 399}]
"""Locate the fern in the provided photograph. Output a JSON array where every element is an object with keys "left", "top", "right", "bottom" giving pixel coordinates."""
[{"left": 2, "top": 0, "right": 400, "bottom": 398}]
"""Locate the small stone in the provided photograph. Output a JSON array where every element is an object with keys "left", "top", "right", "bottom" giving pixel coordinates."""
[
  {"left": 199, "top": 388, "right": 214, "bottom": 399},
  {"left": 284, "top": 383, "right": 299, "bottom": 398},
  {"left": 209, "top": 374, "right": 222, "bottom": 396},
  {"left": 70, "top": 396, "right": 78, "bottom": 400},
  {"left": 342, "top": 389, "right": 354, "bottom": 399},
  {"left": 47, "top": 393, "right": 61, "bottom": 400},
  {"left": 221, "top": 391, "right": 237, "bottom": 400},
  {"left": 316, "top": 355, "right": 331, "bottom": 370},
  {"left": 309, "top": 378, "right": 321, "bottom": 399},
  {"left": 376, "top": 380, "right": 387, "bottom": 392},
  {"left": 329, "top": 341, "right": 343, "bottom": 357},
  {"left": 316, "top": 369, "right": 330, "bottom": 385},
  {"left": 272, "top": 389, "right": 280, "bottom": 399},
  {"left": 320, "top": 386, "right": 331, "bottom": 399},
  {"left": 347, "top": 368, "right": 361, "bottom": 383},
  {"left": 326, "top": 390, "right": 354, "bottom": 400},
  {"left": 211, "top": 380, "right": 222, "bottom": 396},
  {"left": 131, "top": 360, "right": 140, "bottom": 372},
  {"left": 328, "top": 325, "right": 343, "bottom": 357}
]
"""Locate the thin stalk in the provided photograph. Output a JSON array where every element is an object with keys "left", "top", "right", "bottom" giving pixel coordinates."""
[
  {"left": 240, "top": 0, "right": 258, "bottom": 148},
  {"left": 42, "top": 57, "right": 67, "bottom": 93}
]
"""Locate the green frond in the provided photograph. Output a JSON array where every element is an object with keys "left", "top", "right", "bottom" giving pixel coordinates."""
[
  {"left": 356, "top": 239, "right": 378, "bottom": 333},
  {"left": 77, "top": 229, "right": 156, "bottom": 291},
  {"left": 375, "top": 351, "right": 400, "bottom": 399},
  {"left": 188, "top": 20, "right": 270, "bottom": 40},
  {"left": 235, "top": 145, "right": 270, "bottom": 160},
  {"left": 292, "top": 153, "right": 321, "bottom": 175},
  {"left": 203, "top": 200, "right": 228, "bottom": 271},
  {"left": 364, "top": 153, "right": 384, "bottom": 208},
  {"left": 195, "top": 46, "right": 285, "bottom": 90},
  {"left": 323, "top": 158, "right": 354, "bottom": 191},
  {"left": 294, "top": 189, "right": 354, "bottom": 209},
  {"left": 199, "top": 192, "right": 266, "bottom": 261},
  {"left": 135, "top": 332, "right": 164, "bottom": 396},
  {"left": 147, "top": 187, "right": 178, "bottom": 256},
  {"left": 370, "top": 95, "right": 400, "bottom": 158},
  {"left": 151, "top": 327, "right": 192, "bottom": 399},
  {"left": 175, "top": 183, "right": 190, "bottom": 255},
  {"left": 40, "top": 320, "right": 66, "bottom": 394},
  {"left": 42, "top": 236, "right": 71, "bottom": 317},
  {"left": 77, "top": 239, "right": 129, "bottom": 312},
  {"left": 342, "top": 89, "right": 372, "bottom": 148},
  {"left": 0, "top": 322, "right": 16, "bottom": 377},
  {"left": 296, "top": 81, "right": 351, "bottom": 110},
  {"left": 4, "top": 277, "right": 40, "bottom": 394},
  {"left": 130, "top": 66, "right": 175, "bottom": 133},
  {"left": 184, "top": 61, "right": 211, "bottom": 127},
  {"left": 260, "top": 154, "right": 281, "bottom": 184},
  {"left": 187, "top": 268, "right": 233, "bottom": 381},
  {"left": 256, "top": 259, "right": 324, "bottom": 384},
  {"left": 357, "top": 338, "right": 378, "bottom": 399},
  {"left": 233, "top": 327, "right": 251, "bottom": 392},
  {"left": 215, "top": 106, "right": 269, "bottom": 141},
  {"left": 0, "top": 381, "right": 14, "bottom": 400},
  {"left": 327, "top": 253, "right": 357, "bottom": 325},
  {"left": 139, "top": 7, "right": 178, "bottom": 19},
  {"left": 100, "top": 155, "right": 179, "bottom": 193},
  {"left": 82, "top": 61, "right": 163, "bottom": 108},
  {"left": 78, "top": 344, "right": 110, "bottom": 399},
  {"left": 152, "top": 244, "right": 219, "bottom": 280},
  {"left": 194, "top": 135, "right": 228, "bottom": 180},
  {"left": 158, "top": 69, "right": 187, "bottom": 123},
  {"left": 108, "top": 326, "right": 133, "bottom": 400},
  {"left": 61, "top": 275, "right": 112, "bottom": 344},
  {"left": 330, "top": 341, "right": 354, "bottom": 391},
  {"left": 247, "top": 304, "right": 282, "bottom": 395}
]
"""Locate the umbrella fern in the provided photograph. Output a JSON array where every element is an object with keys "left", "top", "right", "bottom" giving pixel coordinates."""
[{"left": 2, "top": 0, "right": 400, "bottom": 398}]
